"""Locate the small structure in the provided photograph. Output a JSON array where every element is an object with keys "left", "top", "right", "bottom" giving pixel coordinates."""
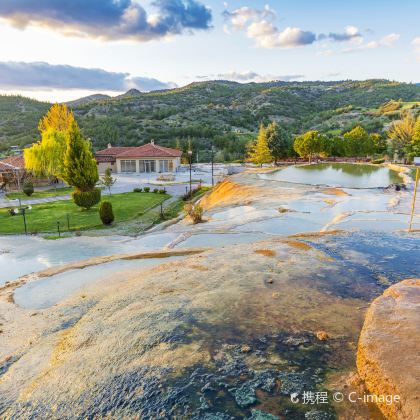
[
  {"left": 0, "top": 155, "right": 25, "bottom": 191},
  {"left": 95, "top": 141, "right": 182, "bottom": 174}
]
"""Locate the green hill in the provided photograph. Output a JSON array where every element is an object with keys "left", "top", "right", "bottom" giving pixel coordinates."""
[{"left": 1, "top": 79, "right": 419, "bottom": 160}]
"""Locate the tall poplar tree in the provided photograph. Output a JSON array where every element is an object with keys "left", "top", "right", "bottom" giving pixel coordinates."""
[{"left": 24, "top": 104, "right": 75, "bottom": 179}]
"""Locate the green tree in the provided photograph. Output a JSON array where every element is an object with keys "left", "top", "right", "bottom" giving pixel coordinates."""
[
  {"left": 62, "top": 121, "right": 99, "bottom": 191},
  {"left": 266, "top": 121, "right": 292, "bottom": 163},
  {"left": 100, "top": 167, "right": 117, "bottom": 196},
  {"left": 248, "top": 124, "right": 273, "bottom": 166},
  {"left": 343, "top": 126, "right": 373, "bottom": 157},
  {"left": 329, "top": 135, "right": 346, "bottom": 157},
  {"left": 293, "top": 130, "right": 323, "bottom": 163},
  {"left": 370, "top": 133, "right": 387, "bottom": 154}
]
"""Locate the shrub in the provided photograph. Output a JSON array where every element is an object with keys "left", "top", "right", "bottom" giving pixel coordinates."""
[
  {"left": 184, "top": 203, "right": 203, "bottom": 224},
  {"left": 144, "top": 187, "right": 150, "bottom": 193},
  {"left": 182, "top": 187, "right": 200, "bottom": 201},
  {"left": 72, "top": 188, "right": 101, "bottom": 210},
  {"left": 133, "top": 187, "right": 142, "bottom": 193},
  {"left": 153, "top": 188, "right": 159, "bottom": 193},
  {"left": 159, "top": 188, "right": 166, "bottom": 194},
  {"left": 99, "top": 201, "right": 114, "bottom": 225},
  {"left": 371, "top": 158, "right": 385, "bottom": 164},
  {"left": 23, "top": 181, "right": 34, "bottom": 196}
]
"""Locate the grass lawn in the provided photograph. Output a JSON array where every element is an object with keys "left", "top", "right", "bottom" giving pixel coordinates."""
[
  {"left": 0, "top": 192, "right": 169, "bottom": 234},
  {"left": 6, "top": 186, "right": 73, "bottom": 200}
]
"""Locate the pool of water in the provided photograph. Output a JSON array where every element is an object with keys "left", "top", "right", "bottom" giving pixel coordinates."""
[
  {"left": 174, "top": 232, "right": 269, "bottom": 248},
  {"left": 14, "top": 256, "right": 183, "bottom": 309},
  {"left": 0, "top": 233, "right": 181, "bottom": 285},
  {"left": 260, "top": 163, "right": 401, "bottom": 188}
]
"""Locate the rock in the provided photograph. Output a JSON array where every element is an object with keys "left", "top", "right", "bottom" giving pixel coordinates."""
[
  {"left": 240, "top": 345, "right": 252, "bottom": 353},
  {"left": 357, "top": 279, "right": 420, "bottom": 419},
  {"left": 315, "top": 331, "right": 329, "bottom": 341}
]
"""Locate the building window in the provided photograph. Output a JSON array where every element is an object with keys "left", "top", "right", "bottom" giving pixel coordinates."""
[
  {"left": 120, "top": 160, "right": 136, "bottom": 172},
  {"left": 145, "top": 160, "right": 156, "bottom": 173},
  {"left": 159, "top": 160, "right": 169, "bottom": 172}
]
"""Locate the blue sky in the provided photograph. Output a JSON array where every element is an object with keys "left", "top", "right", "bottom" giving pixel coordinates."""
[{"left": 0, "top": 0, "right": 419, "bottom": 101}]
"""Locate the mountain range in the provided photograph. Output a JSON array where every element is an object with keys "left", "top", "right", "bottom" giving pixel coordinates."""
[{"left": 1, "top": 79, "right": 419, "bottom": 160}]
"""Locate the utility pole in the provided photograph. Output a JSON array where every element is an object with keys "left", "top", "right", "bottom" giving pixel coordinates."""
[
  {"left": 211, "top": 144, "right": 214, "bottom": 187},
  {"left": 188, "top": 149, "right": 193, "bottom": 198}
]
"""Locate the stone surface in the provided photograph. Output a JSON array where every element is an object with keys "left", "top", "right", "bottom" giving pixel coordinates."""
[{"left": 357, "top": 279, "right": 420, "bottom": 419}]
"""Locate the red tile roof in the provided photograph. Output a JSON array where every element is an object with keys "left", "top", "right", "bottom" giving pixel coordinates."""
[
  {"left": 96, "top": 143, "right": 182, "bottom": 159},
  {"left": 0, "top": 155, "right": 25, "bottom": 171},
  {"left": 95, "top": 146, "right": 137, "bottom": 156}
]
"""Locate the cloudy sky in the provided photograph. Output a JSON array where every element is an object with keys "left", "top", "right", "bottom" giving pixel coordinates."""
[{"left": 0, "top": 0, "right": 419, "bottom": 102}]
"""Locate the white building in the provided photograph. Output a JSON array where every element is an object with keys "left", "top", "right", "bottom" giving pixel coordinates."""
[{"left": 95, "top": 141, "right": 182, "bottom": 174}]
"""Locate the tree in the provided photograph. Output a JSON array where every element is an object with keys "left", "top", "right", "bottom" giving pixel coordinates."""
[
  {"left": 99, "top": 201, "right": 115, "bottom": 225},
  {"left": 329, "top": 136, "right": 346, "bottom": 157},
  {"left": 38, "top": 103, "right": 75, "bottom": 133},
  {"left": 266, "top": 121, "right": 292, "bottom": 163},
  {"left": 62, "top": 121, "right": 99, "bottom": 191},
  {"left": 370, "top": 133, "right": 387, "bottom": 154},
  {"left": 293, "top": 130, "right": 323, "bottom": 163},
  {"left": 100, "top": 168, "right": 117, "bottom": 196},
  {"left": 248, "top": 124, "right": 273, "bottom": 166},
  {"left": 24, "top": 129, "right": 67, "bottom": 179},
  {"left": 343, "top": 126, "right": 373, "bottom": 157},
  {"left": 24, "top": 104, "right": 75, "bottom": 179},
  {"left": 387, "top": 112, "right": 415, "bottom": 158},
  {"left": 405, "top": 116, "right": 420, "bottom": 162}
]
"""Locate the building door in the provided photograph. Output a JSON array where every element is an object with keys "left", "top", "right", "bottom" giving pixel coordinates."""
[{"left": 144, "top": 160, "right": 156, "bottom": 173}]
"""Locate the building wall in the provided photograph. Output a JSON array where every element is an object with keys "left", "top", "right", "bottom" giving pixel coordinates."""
[
  {"left": 98, "top": 162, "right": 116, "bottom": 174},
  {"left": 116, "top": 158, "right": 180, "bottom": 173}
]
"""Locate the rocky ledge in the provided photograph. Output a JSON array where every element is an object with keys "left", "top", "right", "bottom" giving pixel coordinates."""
[{"left": 357, "top": 279, "right": 420, "bottom": 419}]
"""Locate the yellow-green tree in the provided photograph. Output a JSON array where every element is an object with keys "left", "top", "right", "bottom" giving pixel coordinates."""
[
  {"left": 24, "top": 104, "right": 75, "bottom": 179},
  {"left": 343, "top": 126, "right": 374, "bottom": 157},
  {"left": 293, "top": 130, "right": 323, "bottom": 163},
  {"left": 248, "top": 124, "right": 273, "bottom": 166},
  {"left": 38, "top": 103, "right": 75, "bottom": 133},
  {"left": 407, "top": 116, "right": 420, "bottom": 162},
  {"left": 387, "top": 112, "right": 415, "bottom": 157}
]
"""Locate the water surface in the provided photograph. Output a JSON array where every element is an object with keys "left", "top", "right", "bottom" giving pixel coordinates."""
[
  {"left": 260, "top": 163, "right": 401, "bottom": 188},
  {"left": 14, "top": 256, "right": 183, "bottom": 309}
]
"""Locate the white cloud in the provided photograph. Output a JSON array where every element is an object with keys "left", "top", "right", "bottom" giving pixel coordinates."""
[
  {"left": 198, "top": 71, "right": 304, "bottom": 83},
  {"left": 412, "top": 37, "right": 420, "bottom": 52},
  {"left": 342, "top": 33, "right": 400, "bottom": 53},
  {"left": 223, "top": 6, "right": 316, "bottom": 48}
]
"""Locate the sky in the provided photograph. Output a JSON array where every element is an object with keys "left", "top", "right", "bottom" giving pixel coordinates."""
[{"left": 0, "top": 0, "right": 419, "bottom": 102}]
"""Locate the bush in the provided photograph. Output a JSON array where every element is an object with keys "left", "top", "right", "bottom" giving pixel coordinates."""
[
  {"left": 72, "top": 188, "right": 101, "bottom": 210},
  {"left": 184, "top": 203, "right": 203, "bottom": 224},
  {"left": 182, "top": 187, "right": 200, "bottom": 201},
  {"left": 99, "top": 201, "right": 114, "bottom": 225},
  {"left": 23, "top": 181, "right": 34, "bottom": 196},
  {"left": 144, "top": 187, "right": 150, "bottom": 193},
  {"left": 153, "top": 188, "right": 159, "bottom": 193},
  {"left": 133, "top": 187, "right": 142, "bottom": 193},
  {"left": 159, "top": 188, "right": 166, "bottom": 194},
  {"left": 371, "top": 158, "right": 385, "bottom": 164}
]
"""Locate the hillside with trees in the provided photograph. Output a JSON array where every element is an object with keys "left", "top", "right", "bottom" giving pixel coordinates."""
[{"left": 1, "top": 79, "right": 420, "bottom": 162}]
